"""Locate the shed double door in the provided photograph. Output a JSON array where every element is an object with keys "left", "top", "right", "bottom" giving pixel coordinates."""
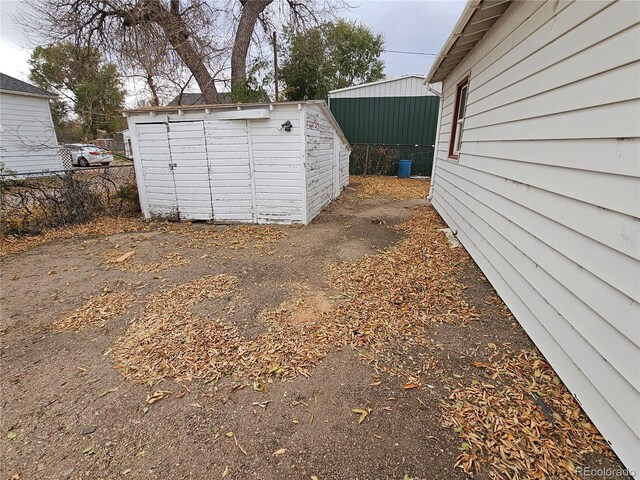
[{"left": 136, "top": 120, "right": 255, "bottom": 222}]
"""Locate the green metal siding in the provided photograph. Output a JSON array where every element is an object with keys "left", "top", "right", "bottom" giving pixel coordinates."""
[
  {"left": 329, "top": 96, "right": 440, "bottom": 176},
  {"left": 329, "top": 96, "right": 440, "bottom": 144}
]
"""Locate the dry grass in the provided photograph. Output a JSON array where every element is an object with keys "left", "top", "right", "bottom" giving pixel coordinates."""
[
  {"left": 350, "top": 175, "right": 428, "bottom": 200},
  {"left": 442, "top": 349, "right": 612, "bottom": 479},
  {"left": 51, "top": 292, "right": 136, "bottom": 332}
]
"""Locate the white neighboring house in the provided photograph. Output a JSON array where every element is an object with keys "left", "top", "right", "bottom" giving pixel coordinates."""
[
  {"left": 124, "top": 101, "right": 350, "bottom": 224},
  {"left": 426, "top": 0, "right": 639, "bottom": 473},
  {"left": 0, "top": 73, "right": 63, "bottom": 174}
]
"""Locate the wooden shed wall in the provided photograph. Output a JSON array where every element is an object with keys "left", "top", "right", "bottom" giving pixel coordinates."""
[
  {"left": 128, "top": 103, "right": 348, "bottom": 225},
  {"left": 430, "top": 0, "right": 640, "bottom": 471},
  {"left": 305, "top": 103, "right": 351, "bottom": 222}
]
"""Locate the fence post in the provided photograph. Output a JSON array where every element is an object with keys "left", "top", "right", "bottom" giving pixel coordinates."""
[{"left": 364, "top": 144, "right": 370, "bottom": 177}]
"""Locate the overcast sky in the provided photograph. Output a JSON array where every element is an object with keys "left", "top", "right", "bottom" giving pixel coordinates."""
[{"left": 0, "top": 0, "right": 465, "bottom": 98}]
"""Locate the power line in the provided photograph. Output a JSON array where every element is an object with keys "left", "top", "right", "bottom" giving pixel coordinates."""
[{"left": 384, "top": 49, "right": 438, "bottom": 56}]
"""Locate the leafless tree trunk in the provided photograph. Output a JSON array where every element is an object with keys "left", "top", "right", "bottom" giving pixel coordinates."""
[
  {"left": 231, "top": 0, "right": 273, "bottom": 90},
  {"left": 146, "top": 74, "right": 160, "bottom": 106},
  {"left": 145, "top": 0, "right": 219, "bottom": 103}
]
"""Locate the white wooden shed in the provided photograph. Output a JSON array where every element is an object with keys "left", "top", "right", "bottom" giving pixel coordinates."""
[
  {"left": 124, "top": 101, "right": 350, "bottom": 224},
  {"left": 0, "top": 73, "right": 63, "bottom": 174},
  {"left": 426, "top": 0, "right": 640, "bottom": 473}
]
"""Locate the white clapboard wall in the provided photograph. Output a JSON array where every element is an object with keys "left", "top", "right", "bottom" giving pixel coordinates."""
[
  {"left": 126, "top": 101, "right": 350, "bottom": 225},
  {"left": 0, "top": 92, "right": 63, "bottom": 174},
  {"left": 429, "top": 0, "right": 640, "bottom": 472}
]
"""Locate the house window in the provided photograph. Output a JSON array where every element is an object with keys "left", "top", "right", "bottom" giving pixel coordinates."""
[{"left": 449, "top": 77, "right": 469, "bottom": 159}]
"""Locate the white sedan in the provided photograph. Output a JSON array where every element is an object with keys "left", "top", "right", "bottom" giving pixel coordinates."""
[{"left": 65, "top": 144, "right": 113, "bottom": 167}]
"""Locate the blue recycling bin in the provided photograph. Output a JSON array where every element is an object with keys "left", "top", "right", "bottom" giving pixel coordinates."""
[{"left": 398, "top": 159, "right": 412, "bottom": 178}]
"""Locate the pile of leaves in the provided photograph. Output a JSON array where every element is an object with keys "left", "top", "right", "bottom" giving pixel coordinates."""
[
  {"left": 326, "top": 205, "right": 477, "bottom": 377},
  {"left": 442, "top": 349, "right": 612, "bottom": 479},
  {"left": 350, "top": 176, "right": 428, "bottom": 200},
  {"left": 111, "top": 204, "right": 475, "bottom": 385},
  {"left": 0, "top": 217, "right": 149, "bottom": 258},
  {"left": 112, "top": 279, "right": 335, "bottom": 384},
  {"left": 51, "top": 291, "right": 136, "bottom": 332},
  {"left": 112, "top": 275, "right": 240, "bottom": 382}
]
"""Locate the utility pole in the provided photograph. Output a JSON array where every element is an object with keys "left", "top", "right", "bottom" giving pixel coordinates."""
[{"left": 272, "top": 31, "right": 279, "bottom": 102}]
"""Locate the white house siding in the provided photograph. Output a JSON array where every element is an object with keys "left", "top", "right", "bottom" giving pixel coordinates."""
[
  {"left": 328, "top": 76, "right": 431, "bottom": 99},
  {"left": 430, "top": 0, "right": 640, "bottom": 472},
  {"left": 305, "top": 105, "right": 336, "bottom": 221},
  {"left": 0, "top": 92, "right": 62, "bottom": 174}
]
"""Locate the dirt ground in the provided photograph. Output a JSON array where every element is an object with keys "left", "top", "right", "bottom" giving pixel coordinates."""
[{"left": 0, "top": 179, "right": 628, "bottom": 480}]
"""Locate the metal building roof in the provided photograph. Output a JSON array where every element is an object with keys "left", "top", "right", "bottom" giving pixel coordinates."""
[{"left": 328, "top": 75, "right": 426, "bottom": 95}]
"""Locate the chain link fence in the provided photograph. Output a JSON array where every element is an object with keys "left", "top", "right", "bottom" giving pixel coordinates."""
[
  {"left": 349, "top": 144, "right": 435, "bottom": 177},
  {"left": 1, "top": 165, "right": 139, "bottom": 236}
]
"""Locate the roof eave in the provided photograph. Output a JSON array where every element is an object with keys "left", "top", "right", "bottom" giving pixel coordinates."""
[
  {"left": 122, "top": 100, "right": 314, "bottom": 115},
  {"left": 425, "top": 0, "right": 482, "bottom": 84},
  {"left": 0, "top": 88, "right": 55, "bottom": 99}
]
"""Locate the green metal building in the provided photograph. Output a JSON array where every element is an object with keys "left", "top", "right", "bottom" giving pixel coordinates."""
[{"left": 328, "top": 75, "right": 440, "bottom": 176}]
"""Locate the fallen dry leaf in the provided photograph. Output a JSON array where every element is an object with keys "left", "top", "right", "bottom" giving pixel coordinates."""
[
  {"left": 99, "top": 386, "right": 118, "bottom": 397},
  {"left": 352, "top": 408, "right": 370, "bottom": 424},
  {"left": 0, "top": 217, "right": 148, "bottom": 258},
  {"left": 113, "top": 250, "right": 135, "bottom": 263},
  {"left": 146, "top": 390, "right": 172, "bottom": 404},
  {"left": 403, "top": 382, "right": 421, "bottom": 390},
  {"left": 350, "top": 176, "right": 428, "bottom": 200}
]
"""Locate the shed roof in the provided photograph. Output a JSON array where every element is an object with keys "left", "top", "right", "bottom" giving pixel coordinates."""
[
  {"left": 0, "top": 73, "right": 54, "bottom": 98},
  {"left": 425, "top": 0, "right": 512, "bottom": 83},
  {"left": 123, "top": 100, "right": 350, "bottom": 149}
]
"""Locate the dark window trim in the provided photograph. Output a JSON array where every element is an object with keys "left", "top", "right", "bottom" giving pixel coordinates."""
[{"left": 448, "top": 76, "right": 469, "bottom": 160}]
